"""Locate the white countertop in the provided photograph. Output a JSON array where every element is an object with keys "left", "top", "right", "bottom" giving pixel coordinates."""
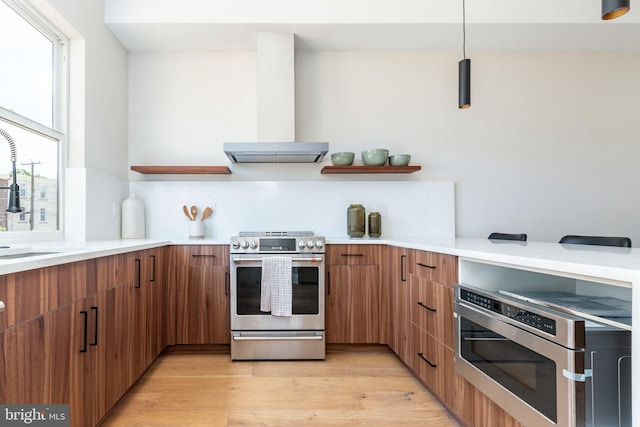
[
  {"left": 3, "top": 236, "right": 638, "bottom": 286},
  {"left": 328, "top": 236, "right": 640, "bottom": 285},
  {"left": 0, "top": 239, "right": 170, "bottom": 275}
]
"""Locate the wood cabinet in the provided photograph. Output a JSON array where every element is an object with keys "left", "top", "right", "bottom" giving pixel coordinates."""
[
  {"left": 171, "top": 245, "right": 230, "bottom": 344},
  {"left": 388, "top": 245, "right": 409, "bottom": 361},
  {"left": 0, "top": 261, "right": 90, "bottom": 407},
  {"left": 404, "top": 249, "right": 457, "bottom": 409},
  {"left": 131, "top": 248, "right": 165, "bottom": 373},
  {"left": 387, "top": 247, "right": 523, "bottom": 427},
  {"left": 408, "top": 274, "right": 454, "bottom": 348},
  {"left": 326, "top": 244, "right": 383, "bottom": 344},
  {"left": 0, "top": 247, "right": 166, "bottom": 427}
]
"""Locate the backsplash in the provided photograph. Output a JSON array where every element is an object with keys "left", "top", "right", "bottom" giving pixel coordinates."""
[{"left": 129, "top": 181, "right": 455, "bottom": 240}]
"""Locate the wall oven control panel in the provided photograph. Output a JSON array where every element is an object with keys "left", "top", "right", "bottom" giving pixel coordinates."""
[{"left": 459, "top": 288, "right": 556, "bottom": 335}]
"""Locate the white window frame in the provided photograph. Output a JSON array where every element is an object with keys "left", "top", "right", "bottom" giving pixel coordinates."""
[{"left": 0, "top": 0, "right": 68, "bottom": 243}]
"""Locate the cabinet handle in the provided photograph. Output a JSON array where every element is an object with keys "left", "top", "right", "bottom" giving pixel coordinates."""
[
  {"left": 0, "top": 300, "right": 5, "bottom": 313},
  {"left": 191, "top": 254, "right": 216, "bottom": 258},
  {"left": 418, "top": 352, "right": 437, "bottom": 368},
  {"left": 90, "top": 306, "right": 98, "bottom": 346},
  {"left": 417, "top": 262, "right": 436, "bottom": 270},
  {"left": 341, "top": 253, "right": 364, "bottom": 257},
  {"left": 150, "top": 255, "right": 156, "bottom": 282},
  {"left": 224, "top": 271, "right": 229, "bottom": 296},
  {"left": 400, "top": 255, "right": 406, "bottom": 282},
  {"left": 135, "top": 258, "right": 141, "bottom": 289},
  {"left": 80, "top": 310, "right": 88, "bottom": 353},
  {"left": 417, "top": 301, "right": 437, "bottom": 312},
  {"left": 327, "top": 271, "right": 331, "bottom": 295}
]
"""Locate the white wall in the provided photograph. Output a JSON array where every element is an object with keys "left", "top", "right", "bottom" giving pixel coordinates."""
[
  {"left": 37, "top": 0, "right": 130, "bottom": 240},
  {"left": 130, "top": 181, "right": 454, "bottom": 240},
  {"left": 129, "top": 49, "right": 640, "bottom": 244}
]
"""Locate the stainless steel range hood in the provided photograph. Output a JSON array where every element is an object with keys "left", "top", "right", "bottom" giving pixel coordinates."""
[
  {"left": 224, "top": 142, "right": 328, "bottom": 163},
  {"left": 224, "top": 33, "right": 329, "bottom": 164}
]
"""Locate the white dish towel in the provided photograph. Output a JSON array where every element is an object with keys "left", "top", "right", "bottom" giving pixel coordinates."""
[{"left": 260, "top": 256, "right": 293, "bottom": 317}]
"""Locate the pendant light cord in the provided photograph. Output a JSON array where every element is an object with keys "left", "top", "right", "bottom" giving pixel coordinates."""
[{"left": 462, "top": 0, "right": 466, "bottom": 60}]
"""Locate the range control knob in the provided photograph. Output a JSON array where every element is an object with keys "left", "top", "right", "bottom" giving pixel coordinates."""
[
  {"left": 249, "top": 240, "right": 258, "bottom": 249},
  {"left": 232, "top": 240, "right": 240, "bottom": 249},
  {"left": 241, "top": 240, "right": 249, "bottom": 249},
  {"left": 315, "top": 240, "right": 324, "bottom": 249},
  {"left": 307, "top": 240, "right": 315, "bottom": 249},
  {"left": 298, "top": 240, "right": 307, "bottom": 249}
]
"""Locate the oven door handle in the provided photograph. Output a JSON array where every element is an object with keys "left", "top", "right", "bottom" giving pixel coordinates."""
[
  {"left": 232, "top": 256, "right": 324, "bottom": 263},
  {"left": 462, "top": 337, "right": 510, "bottom": 341},
  {"left": 232, "top": 335, "right": 324, "bottom": 341}
]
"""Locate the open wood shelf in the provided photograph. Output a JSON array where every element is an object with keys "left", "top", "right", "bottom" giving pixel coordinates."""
[
  {"left": 131, "top": 166, "right": 232, "bottom": 175},
  {"left": 321, "top": 165, "right": 421, "bottom": 174}
]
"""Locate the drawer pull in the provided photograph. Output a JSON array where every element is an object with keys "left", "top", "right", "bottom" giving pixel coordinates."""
[
  {"left": 150, "top": 255, "right": 156, "bottom": 282},
  {"left": 0, "top": 300, "right": 4, "bottom": 313},
  {"left": 80, "top": 310, "right": 88, "bottom": 353},
  {"left": 417, "top": 262, "right": 436, "bottom": 269},
  {"left": 418, "top": 352, "right": 437, "bottom": 368},
  {"left": 90, "top": 306, "right": 98, "bottom": 346},
  {"left": 417, "top": 301, "right": 437, "bottom": 312},
  {"left": 341, "top": 253, "right": 364, "bottom": 257},
  {"left": 135, "top": 258, "right": 141, "bottom": 289},
  {"left": 400, "top": 255, "right": 407, "bottom": 282},
  {"left": 191, "top": 254, "right": 216, "bottom": 258}
]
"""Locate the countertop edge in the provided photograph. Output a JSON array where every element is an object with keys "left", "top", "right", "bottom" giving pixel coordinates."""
[{"left": 1, "top": 237, "right": 639, "bottom": 285}]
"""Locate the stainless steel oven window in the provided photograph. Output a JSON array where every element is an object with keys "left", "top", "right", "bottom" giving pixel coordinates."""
[
  {"left": 460, "top": 316, "right": 558, "bottom": 422},
  {"left": 236, "top": 266, "right": 320, "bottom": 315}
]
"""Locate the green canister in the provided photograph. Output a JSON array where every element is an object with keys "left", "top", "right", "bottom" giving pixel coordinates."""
[
  {"left": 347, "top": 204, "right": 365, "bottom": 237},
  {"left": 368, "top": 212, "right": 381, "bottom": 238}
]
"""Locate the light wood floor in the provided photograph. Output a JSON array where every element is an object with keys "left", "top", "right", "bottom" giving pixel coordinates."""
[{"left": 100, "top": 345, "right": 460, "bottom": 427}]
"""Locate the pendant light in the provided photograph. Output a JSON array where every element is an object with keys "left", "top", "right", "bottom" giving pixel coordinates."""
[
  {"left": 458, "top": 0, "right": 471, "bottom": 109},
  {"left": 602, "top": 0, "right": 630, "bottom": 20}
]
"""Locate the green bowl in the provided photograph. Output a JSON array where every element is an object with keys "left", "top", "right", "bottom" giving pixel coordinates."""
[
  {"left": 331, "top": 152, "right": 355, "bottom": 166},
  {"left": 389, "top": 154, "right": 411, "bottom": 166},
  {"left": 361, "top": 149, "right": 389, "bottom": 166}
]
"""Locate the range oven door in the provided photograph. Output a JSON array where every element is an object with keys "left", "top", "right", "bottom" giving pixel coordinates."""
[
  {"left": 230, "top": 254, "right": 325, "bottom": 331},
  {"left": 455, "top": 301, "right": 585, "bottom": 427}
]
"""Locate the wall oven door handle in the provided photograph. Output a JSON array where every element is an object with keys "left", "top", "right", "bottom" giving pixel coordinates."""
[
  {"left": 232, "top": 256, "right": 324, "bottom": 263},
  {"left": 232, "top": 334, "right": 324, "bottom": 341}
]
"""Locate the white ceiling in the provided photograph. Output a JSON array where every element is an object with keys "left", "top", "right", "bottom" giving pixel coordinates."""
[{"left": 104, "top": 0, "right": 640, "bottom": 52}]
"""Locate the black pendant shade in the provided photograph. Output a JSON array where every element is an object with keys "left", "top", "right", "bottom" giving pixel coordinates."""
[
  {"left": 602, "top": 0, "right": 630, "bottom": 19},
  {"left": 458, "top": 59, "right": 471, "bottom": 109}
]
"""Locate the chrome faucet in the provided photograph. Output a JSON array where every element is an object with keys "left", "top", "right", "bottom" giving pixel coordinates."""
[{"left": 0, "top": 129, "right": 22, "bottom": 213}]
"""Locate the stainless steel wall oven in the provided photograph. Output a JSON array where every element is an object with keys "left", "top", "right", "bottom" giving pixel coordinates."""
[
  {"left": 454, "top": 283, "right": 631, "bottom": 427},
  {"left": 230, "top": 231, "right": 325, "bottom": 360}
]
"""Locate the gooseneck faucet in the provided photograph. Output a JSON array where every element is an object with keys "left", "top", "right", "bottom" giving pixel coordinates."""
[{"left": 0, "top": 129, "right": 22, "bottom": 213}]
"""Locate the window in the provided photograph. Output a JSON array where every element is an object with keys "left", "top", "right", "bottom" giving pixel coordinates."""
[{"left": 0, "top": 0, "right": 67, "bottom": 235}]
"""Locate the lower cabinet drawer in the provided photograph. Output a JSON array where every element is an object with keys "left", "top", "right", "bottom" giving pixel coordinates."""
[
  {"left": 409, "top": 323, "right": 455, "bottom": 408},
  {"left": 408, "top": 274, "right": 454, "bottom": 348}
]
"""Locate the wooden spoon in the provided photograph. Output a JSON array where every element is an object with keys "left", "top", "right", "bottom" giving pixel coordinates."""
[
  {"left": 201, "top": 206, "right": 213, "bottom": 221},
  {"left": 190, "top": 206, "right": 198, "bottom": 222},
  {"left": 183, "top": 205, "right": 193, "bottom": 221}
]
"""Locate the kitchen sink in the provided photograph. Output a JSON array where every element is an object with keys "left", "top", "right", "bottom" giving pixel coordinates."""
[
  {"left": 0, "top": 246, "right": 75, "bottom": 260},
  {"left": 0, "top": 251, "right": 60, "bottom": 260}
]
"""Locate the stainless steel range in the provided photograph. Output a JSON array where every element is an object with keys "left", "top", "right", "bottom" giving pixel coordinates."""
[{"left": 229, "top": 231, "right": 325, "bottom": 360}]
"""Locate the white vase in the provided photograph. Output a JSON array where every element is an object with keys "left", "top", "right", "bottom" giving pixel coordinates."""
[{"left": 122, "top": 194, "right": 145, "bottom": 239}]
